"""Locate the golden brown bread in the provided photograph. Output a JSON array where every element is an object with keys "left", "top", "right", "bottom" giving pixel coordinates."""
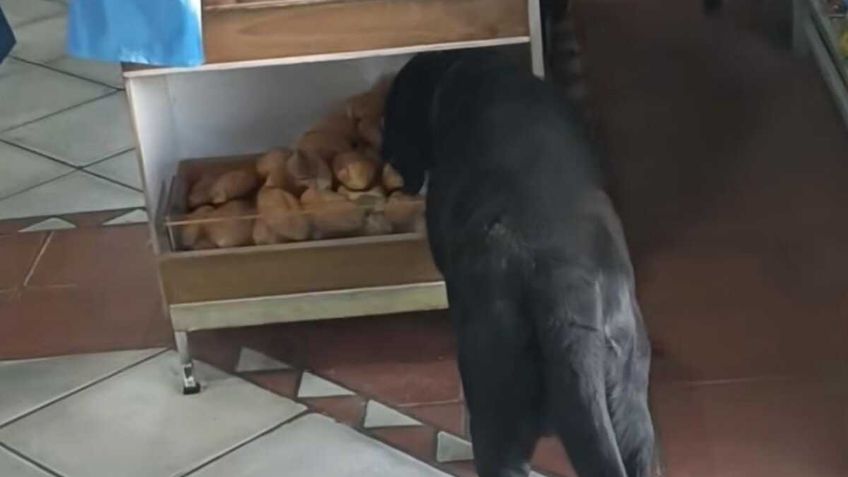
[
  {"left": 210, "top": 169, "right": 260, "bottom": 204},
  {"left": 180, "top": 205, "right": 215, "bottom": 249},
  {"left": 309, "top": 111, "right": 358, "bottom": 144},
  {"left": 285, "top": 151, "right": 333, "bottom": 194},
  {"left": 256, "top": 149, "right": 293, "bottom": 189},
  {"left": 381, "top": 163, "right": 405, "bottom": 192},
  {"left": 205, "top": 200, "right": 255, "bottom": 248},
  {"left": 357, "top": 117, "right": 382, "bottom": 149},
  {"left": 256, "top": 187, "right": 310, "bottom": 241},
  {"left": 252, "top": 219, "right": 278, "bottom": 246},
  {"left": 188, "top": 173, "right": 217, "bottom": 209},
  {"left": 332, "top": 150, "right": 377, "bottom": 191},
  {"left": 362, "top": 212, "right": 393, "bottom": 236},
  {"left": 346, "top": 90, "right": 384, "bottom": 121},
  {"left": 337, "top": 185, "right": 386, "bottom": 208},
  {"left": 296, "top": 131, "right": 353, "bottom": 163},
  {"left": 301, "top": 187, "right": 365, "bottom": 238},
  {"left": 384, "top": 191, "right": 424, "bottom": 232}
]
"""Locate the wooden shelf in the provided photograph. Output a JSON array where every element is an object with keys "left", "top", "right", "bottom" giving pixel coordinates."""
[{"left": 125, "top": 0, "right": 529, "bottom": 77}]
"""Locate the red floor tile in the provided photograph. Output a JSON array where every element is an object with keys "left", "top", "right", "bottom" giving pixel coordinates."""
[
  {"left": 0, "top": 232, "right": 46, "bottom": 290},
  {"left": 245, "top": 371, "right": 302, "bottom": 399},
  {"left": 0, "top": 218, "right": 40, "bottom": 235},
  {"left": 26, "top": 225, "right": 156, "bottom": 288},
  {"left": 402, "top": 402, "right": 466, "bottom": 438},
  {"left": 303, "top": 313, "right": 463, "bottom": 406},
  {"left": 370, "top": 425, "right": 437, "bottom": 463},
  {"left": 0, "top": 284, "right": 169, "bottom": 359},
  {"left": 652, "top": 378, "right": 848, "bottom": 477},
  {"left": 304, "top": 396, "right": 367, "bottom": 428}
]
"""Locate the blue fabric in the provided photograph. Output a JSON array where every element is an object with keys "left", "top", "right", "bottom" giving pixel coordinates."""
[
  {"left": 0, "top": 6, "right": 14, "bottom": 64},
  {"left": 67, "top": 0, "right": 204, "bottom": 67}
]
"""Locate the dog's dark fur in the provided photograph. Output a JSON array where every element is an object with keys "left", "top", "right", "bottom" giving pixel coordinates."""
[{"left": 382, "top": 50, "right": 656, "bottom": 477}]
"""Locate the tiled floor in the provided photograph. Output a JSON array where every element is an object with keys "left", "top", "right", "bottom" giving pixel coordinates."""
[
  {"left": 2, "top": 0, "right": 848, "bottom": 475},
  {"left": 0, "top": 0, "right": 145, "bottom": 232}
]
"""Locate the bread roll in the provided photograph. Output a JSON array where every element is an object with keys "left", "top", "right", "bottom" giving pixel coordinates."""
[
  {"left": 252, "top": 219, "right": 278, "bottom": 246},
  {"left": 332, "top": 150, "right": 377, "bottom": 191},
  {"left": 385, "top": 191, "right": 424, "bottom": 232},
  {"left": 256, "top": 149, "right": 293, "bottom": 189},
  {"left": 337, "top": 185, "right": 386, "bottom": 208},
  {"left": 310, "top": 111, "right": 358, "bottom": 143},
  {"left": 346, "top": 91, "right": 384, "bottom": 121},
  {"left": 210, "top": 169, "right": 259, "bottom": 204},
  {"left": 188, "top": 173, "right": 217, "bottom": 209},
  {"left": 363, "top": 212, "right": 393, "bottom": 236},
  {"left": 357, "top": 117, "right": 382, "bottom": 149},
  {"left": 192, "top": 238, "right": 217, "bottom": 250},
  {"left": 256, "top": 187, "right": 310, "bottom": 241},
  {"left": 382, "top": 163, "right": 405, "bottom": 192},
  {"left": 180, "top": 205, "right": 214, "bottom": 249},
  {"left": 286, "top": 151, "right": 333, "bottom": 194},
  {"left": 301, "top": 187, "right": 365, "bottom": 238},
  {"left": 296, "top": 131, "right": 353, "bottom": 163},
  {"left": 205, "top": 200, "right": 255, "bottom": 248}
]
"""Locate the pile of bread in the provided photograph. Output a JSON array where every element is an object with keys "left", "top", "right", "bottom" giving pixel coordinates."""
[{"left": 179, "top": 80, "right": 424, "bottom": 250}]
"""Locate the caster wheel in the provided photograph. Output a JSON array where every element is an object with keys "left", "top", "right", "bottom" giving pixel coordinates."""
[{"left": 182, "top": 382, "right": 201, "bottom": 395}]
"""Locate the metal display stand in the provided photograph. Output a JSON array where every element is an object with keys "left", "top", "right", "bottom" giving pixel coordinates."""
[{"left": 123, "top": 0, "right": 545, "bottom": 393}]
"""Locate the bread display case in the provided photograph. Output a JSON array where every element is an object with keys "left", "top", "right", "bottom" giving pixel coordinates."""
[{"left": 123, "top": 0, "right": 545, "bottom": 393}]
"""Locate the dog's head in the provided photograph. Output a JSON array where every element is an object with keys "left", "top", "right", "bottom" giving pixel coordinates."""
[{"left": 382, "top": 52, "right": 460, "bottom": 194}]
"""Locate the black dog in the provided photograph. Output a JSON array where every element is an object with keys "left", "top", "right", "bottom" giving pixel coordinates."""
[{"left": 382, "top": 50, "right": 656, "bottom": 477}]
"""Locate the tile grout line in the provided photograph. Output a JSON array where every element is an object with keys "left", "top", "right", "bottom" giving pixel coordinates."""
[
  {"left": 0, "top": 89, "right": 119, "bottom": 134},
  {"left": 0, "top": 442, "right": 66, "bottom": 477},
  {"left": 0, "top": 135, "right": 133, "bottom": 175},
  {"left": 242, "top": 365, "right": 469, "bottom": 476},
  {"left": 0, "top": 144, "right": 143, "bottom": 214},
  {"left": 21, "top": 232, "right": 54, "bottom": 288},
  {"left": 12, "top": 55, "right": 125, "bottom": 91},
  {"left": 178, "top": 409, "right": 310, "bottom": 477},
  {"left": 0, "top": 349, "right": 169, "bottom": 431}
]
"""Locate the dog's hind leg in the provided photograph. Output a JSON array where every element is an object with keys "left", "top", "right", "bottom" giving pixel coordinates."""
[
  {"left": 607, "top": 340, "right": 657, "bottom": 476},
  {"left": 446, "top": 270, "right": 542, "bottom": 477},
  {"left": 531, "top": 267, "right": 629, "bottom": 477}
]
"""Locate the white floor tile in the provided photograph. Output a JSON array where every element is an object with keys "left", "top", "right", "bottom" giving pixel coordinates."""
[
  {"left": 9, "top": 16, "right": 67, "bottom": 64},
  {"left": 0, "top": 446, "right": 52, "bottom": 477},
  {"left": 2, "top": 93, "right": 133, "bottom": 166},
  {"left": 0, "top": 349, "right": 161, "bottom": 426},
  {"left": 435, "top": 432, "right": 474, "bottom": 463},
  {"left": 47, "top": 57, "right": 124, "bottom": 89},
  {"left": 235, "top": 348, "right": 292, "bottom": 373},
  {"left": 102, "top": 209, "right": 148, "bottom": 226},
  {"left": 0, "top": 0, "right": 64, "bottom": 28},
  {"left": 0, "top": 141, "right": 72, "bottom": 199},
  {"left": 0, "top": 58, "right": 27, "bottom": 79},
  {"left": 363, "top": 400, "right": 422, "bottom": 429},
  {"left": 192, "top": 414, "right": 450, "bottom": 477},
  {"left": 18, "top": 217, "right": 75, "bottom": 232},
  {"left": 297, "top": 372, "right": 355, "bottom": 398},
  {"left": 0, "top": 171, "right": 144, "bottom": 220},
  {"left": 84, "top": 149, "right": 142, "bottom": 188},
  {"left": 0, "top": 61, "right": 112, "bottom": 132},
  {"left": 0, "top": 352, "right": 306, "bottom": 477}
]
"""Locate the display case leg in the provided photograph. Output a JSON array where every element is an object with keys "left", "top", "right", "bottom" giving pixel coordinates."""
[
  {"left": 529, "top": 0, "right": 547, "bottom": 78},
  {"left": 175, "top": 331, "right": 201, "bottom": 395}
]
